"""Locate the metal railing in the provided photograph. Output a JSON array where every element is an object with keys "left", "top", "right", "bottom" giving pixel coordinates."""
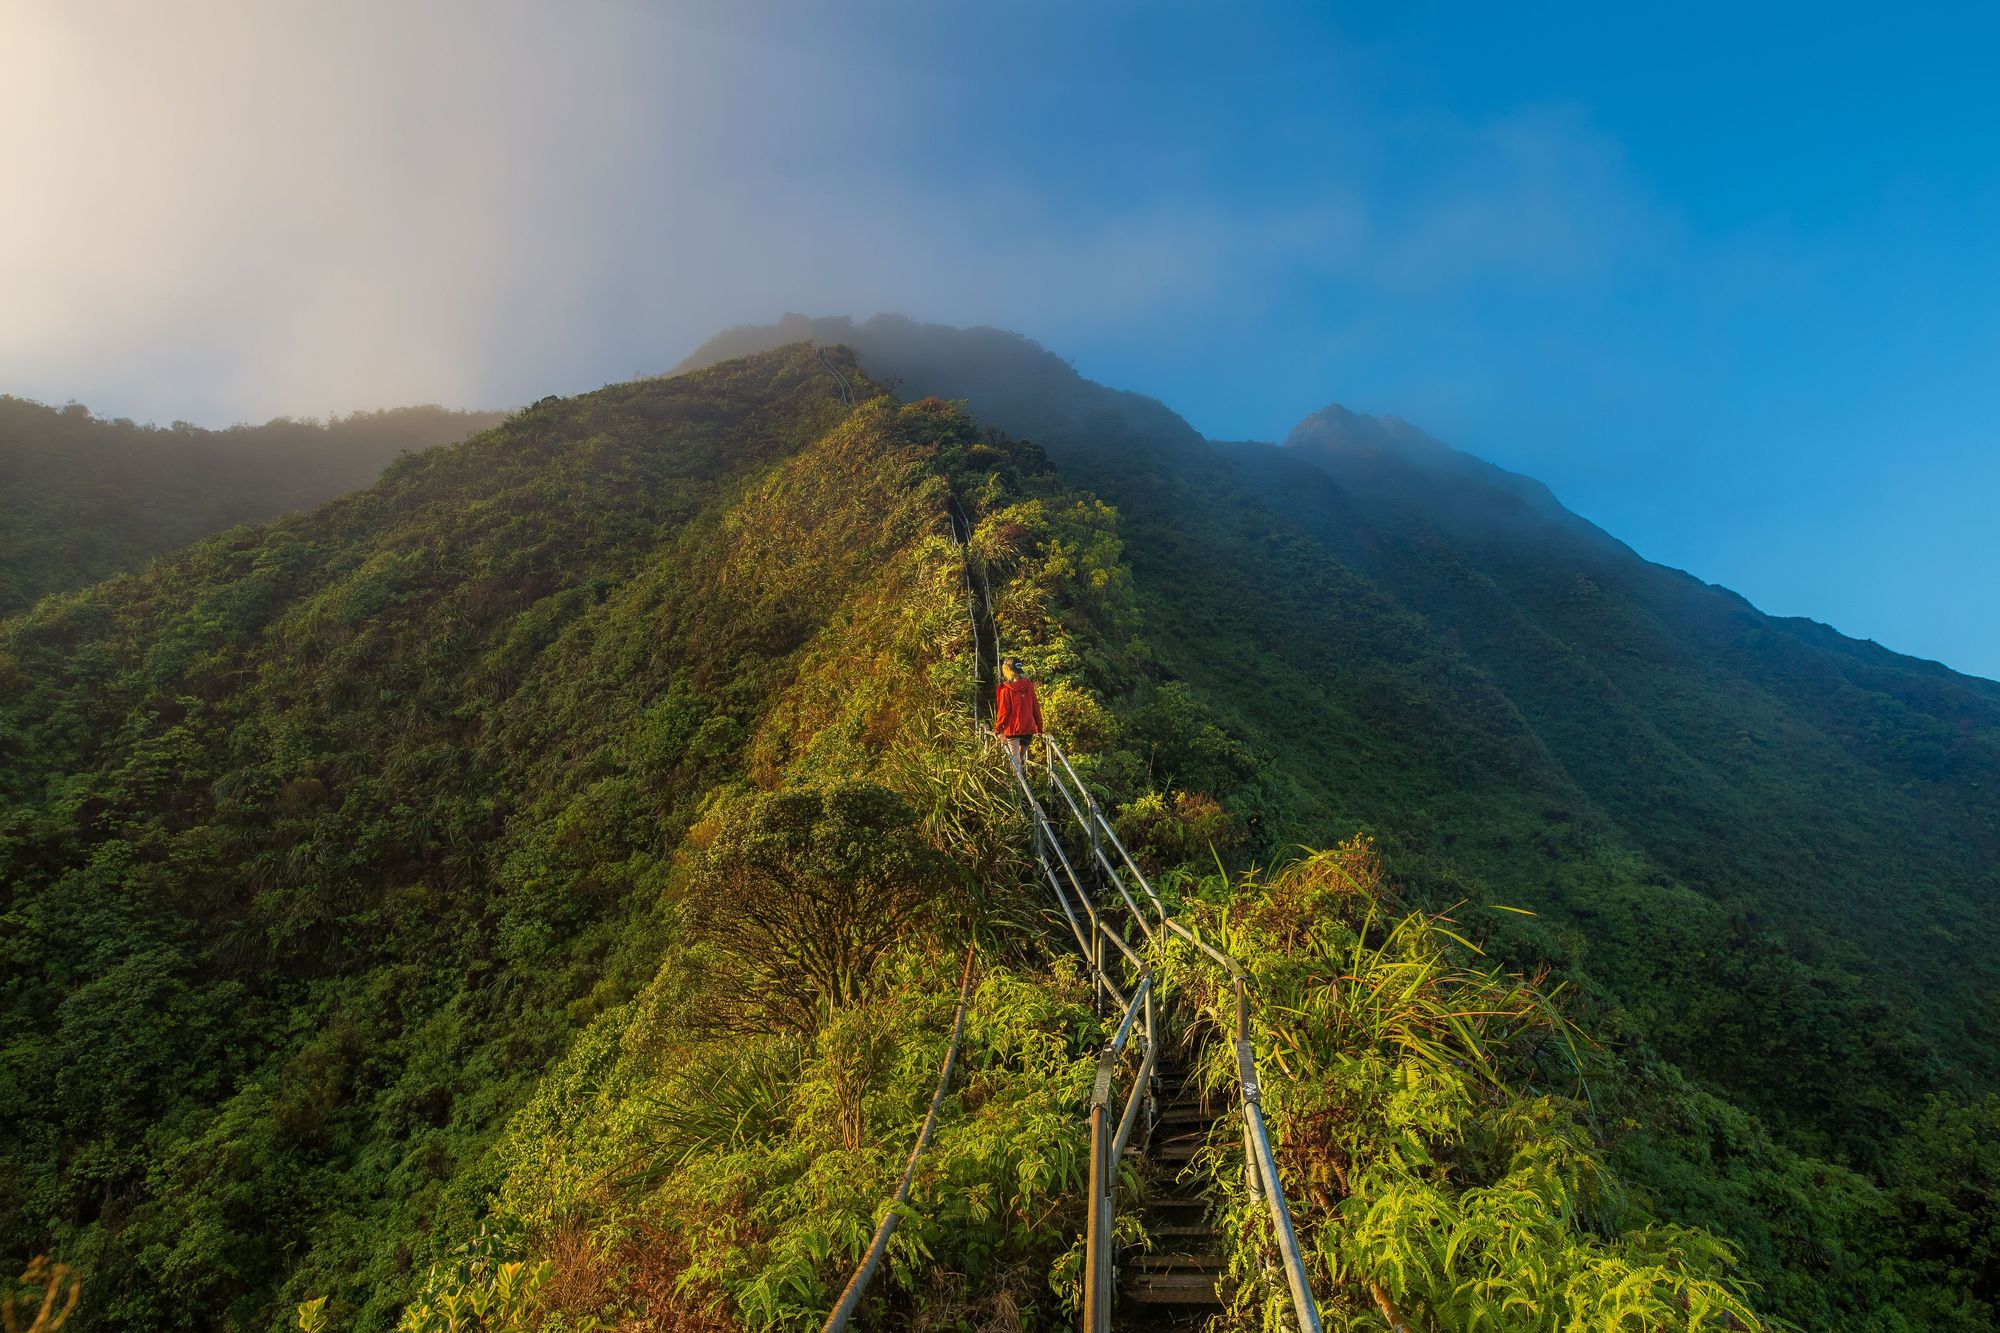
[
  {"left": 813, "top": 342, "right": 858, "bottom": 407},
  {"left": 821, "top": 943, "right": 978, "bottom": 1332},
  {"left": 824, "top": 515, "right": 1312, "bottom": 1329},
  {"left": 1022, "top": 735, "right": 1325, "bottom": 1333},
  {"left": 943, "top": 507, "right": 1317, "bottom": 1329},
  {"left": 1001, "top": 746, "right": 1159, "bottom": 1333}
]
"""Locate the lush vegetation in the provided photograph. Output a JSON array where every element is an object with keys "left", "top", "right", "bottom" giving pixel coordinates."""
[
  {"left": 681, "top": 319, "right": 2000, "bottom": 1153},
  {"left": 0, "top": 349, "right": 1160, "bottom": 1329},
  {"left": 1155, "top": 843, "right": 1762, "bottom": 1331},
  {"left": 0, "top": 395, "right": 509, "bottom": 616},
  {"left": 685, "top": 319, "right": 2000, "bottom": 1327},
  {"left": 2, "top": 333, "right": 1992, "bottom": 1329}
]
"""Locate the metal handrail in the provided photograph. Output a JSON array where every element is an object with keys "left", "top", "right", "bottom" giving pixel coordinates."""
[
  {"left": 1085, "top": 977, "right": 1153, "bottom": 1332},
  {"left": 1040, "top": 748, "right": 1161, "bottom": 944},
  {"left": 826, "top": 536, "right": 1166, "bottom": 1331},
  {"left": 1111, "top": 983, "right": 1159, "bottom": 1161},
  {"left": 1031, "top": 754, "right": 1166, "bottom": 1333},
  {"left": 1035, "top": 843, "right": 1098, "bottom": 969},
  {"left": 1044, "top": 746, "right": 1238, "bottom": 978},
  {"left": 1047, "top": 742, "right": 1169, "bottom": 924},
  {"left": 948, "top": 482, "right": 1314, "bottom": 1329},
  {"left": 1042, "top": 736, "right": 1325, "bottom": 1333},
  {"left": 1004, "top": 746, "right": 1157, "bottom": 1333},
  {"left": 1015, "top": 755, "right": 1151, "bottom": 1022},
  {"left": 1010, "top": 751, "right": 1152, "bottom": 987},
  {"left": 822, "top": 943, "right": 978, "bottom": 1332}
]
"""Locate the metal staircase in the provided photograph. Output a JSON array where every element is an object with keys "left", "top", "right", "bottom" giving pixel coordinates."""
[
  {"left": 1121, "top": 1054, "right": 1229, "bottom": 1316},
  {"left": 823, "top": 496, "right": 1322, "bottom": 1330},
  {"left": 1012, "top": 737, "right": 1324, "bottom": 1333}
]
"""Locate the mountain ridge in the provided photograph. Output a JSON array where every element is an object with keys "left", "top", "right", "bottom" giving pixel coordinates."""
[
  {"left": 677, "top": 316, "right": 2000, "bottom": 1147},
  {"left": 2, "top": 330, "right": 1993, "bottom": 1330}
]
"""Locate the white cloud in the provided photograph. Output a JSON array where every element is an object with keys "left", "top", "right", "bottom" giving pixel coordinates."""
[
  {"left": 2, "top": 0, "right": 656, "bottom": 419},
  {"left": 0, "top": 1, "right": 1657, "bottom": 423}
]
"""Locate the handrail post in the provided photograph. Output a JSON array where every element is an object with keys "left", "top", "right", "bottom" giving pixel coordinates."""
[
  {"left": 1097, "top": 1170, "right": 1113, "bottom": 1333},
  {"left": 1044, "top": 736, "right": 1056, "bottom": 823},
  {"left": 1094, "top": 928, "right": 1105, "bottom": 1019},
  {"left": 1087, "top": 790, "right": 1104, "bottom": 898},
  {"left": 1143, "top": 982, "right": 1158, "bottom": 1144},
  {"left": 1112, "top": 976, "right": 1157, "bottom": 1160},
  {"left": 1084, "top": 1052, "right": 1116, "bottom": 1333}
]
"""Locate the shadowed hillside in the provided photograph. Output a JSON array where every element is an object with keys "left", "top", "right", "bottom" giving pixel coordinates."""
[
  {"left": 0, "top": 397, "right": 511, "bottom": 616},
  {"left": 1, "top": 348, "right": 1156, "bottom": 1330}
]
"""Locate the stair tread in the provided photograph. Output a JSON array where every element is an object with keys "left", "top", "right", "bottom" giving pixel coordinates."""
[
  {"left": 1123, "top": 1280, "right": 1225, "bottom": 1304},
  {"left": 1130, "top": 1254, "right": 1227, "bottom": 1271},
  {"left": 1113, "top": 1051, "right": 1240, "bottom": 1315}
]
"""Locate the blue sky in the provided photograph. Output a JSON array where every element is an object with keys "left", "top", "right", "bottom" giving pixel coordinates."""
[{"left": 4, "top": 2, "right": 1996, "bottom": 677}]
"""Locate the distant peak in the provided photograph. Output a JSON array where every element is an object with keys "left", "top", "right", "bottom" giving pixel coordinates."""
[
  {"left": 1281, "top": 400, "right": 1614, "bottom": 543},
  {"left": 1283, "top": 404, "right": 1452, "bottom": 463}
]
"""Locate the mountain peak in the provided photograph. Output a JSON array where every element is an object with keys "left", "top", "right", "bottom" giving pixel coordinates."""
[
  {"left": 1283, "top": 403, "right": 1455, "bottom": 464},
  {"left": 1281, "top": 399, "right": 1600, "bottom": 541}
]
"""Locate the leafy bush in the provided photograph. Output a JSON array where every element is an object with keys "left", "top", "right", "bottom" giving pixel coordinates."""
[
  {"left": 1158, "top": 842, "right": 1765, "bottom": 1331},
  {"left": 681, "top": 783, "right": 956, "bottom": 1033}
]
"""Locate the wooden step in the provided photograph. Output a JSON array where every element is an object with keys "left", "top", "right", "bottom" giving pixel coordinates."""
[
  {"left": 1122, "top": 1272, "right": 1225, "bottom": 1305},
  {"left": 1119, "top": 1049, "right": 1234, "bottom": 1318},
  {"left": 1130, "top": 1252, "right": 1226, "bottom": 1272},
  {"left": 1152, "top": 1124, "right": 1215, "bottom": 1147},
  {"left": 1144, "top": 1187, "right": 1208, "bottom": 1203},
  {"left": 1147, "top": 1223, "right": 1219, "bottom": 1239},
  {"left": 1156, "top": 1104, "right": 1216, "bottom": 1125},
  {"left": 1152, "top": 1134, "right": 1209, "bottom": 1163}
]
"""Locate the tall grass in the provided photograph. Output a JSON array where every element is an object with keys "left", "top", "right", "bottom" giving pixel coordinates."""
[{"left": 1156, "top": 840, "right": 1766, "bottom": 1332}]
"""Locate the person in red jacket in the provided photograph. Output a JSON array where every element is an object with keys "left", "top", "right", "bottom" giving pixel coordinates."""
[{"left": 994, "top": 656, "right": 1043, "bottom": 764}]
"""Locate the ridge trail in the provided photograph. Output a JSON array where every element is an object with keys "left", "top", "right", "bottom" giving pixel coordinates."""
[{"left": 819, "top": 444, "right": 1324, "bottom": 1332}]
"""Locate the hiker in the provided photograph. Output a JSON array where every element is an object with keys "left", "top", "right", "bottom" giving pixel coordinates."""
[{"left": 995, "top": 656, "right": 1043, "bottom": 764}]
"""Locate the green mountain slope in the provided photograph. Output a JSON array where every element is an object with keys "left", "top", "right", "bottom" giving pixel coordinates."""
[
  {"left": 677, "top": 317, "right": 2000, "bottom": 1327},
  {"left": 679, "top": 315, "right": 2000, "bottom": 1145},
  {"left": 3, "top": 338, "right": 1991, "bottom": 1331},
  {"left": 0, "top": 349, "right": 903, "bottom": 1326},
  {"left": 0, "top": 396, "right": 510, "bottom": 616},
  {"left": 1252, "top": 408, "right": 2000, "bottom": 1109},
  {"left": 3, "top": 348, "right": 1197, "bottom": 1330}
]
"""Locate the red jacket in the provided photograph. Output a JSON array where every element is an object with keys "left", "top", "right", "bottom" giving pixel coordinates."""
[{"left": 995, "top": 678, "right": 1043, "bottom": 737}]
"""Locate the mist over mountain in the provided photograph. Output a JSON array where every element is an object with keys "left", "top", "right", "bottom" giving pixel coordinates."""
[
  {"left": 0, "top": 396, "right": 509, "bottom": 616},
  {"left": 1, "top": 327, "right": 1993, "bottom": 1331},
  {"left": 1278, "top": 403, "right": 1595, "bottom": 538},
  {"left": 9, "top": 0, "right": 2000, "bottom": 1325}
]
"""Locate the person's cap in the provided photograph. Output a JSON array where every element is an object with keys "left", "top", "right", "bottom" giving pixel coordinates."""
[{"left": 1004, "top": 656, "right": 1025, "bottom": 672}]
